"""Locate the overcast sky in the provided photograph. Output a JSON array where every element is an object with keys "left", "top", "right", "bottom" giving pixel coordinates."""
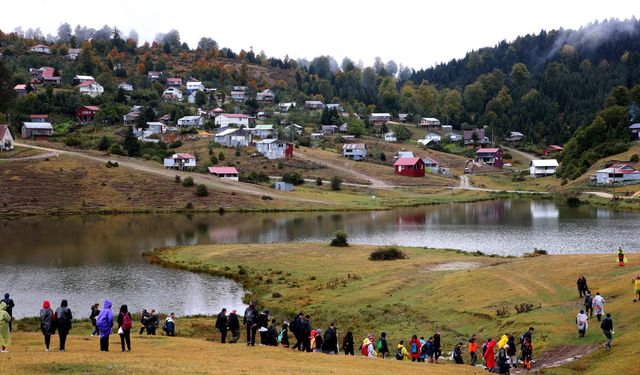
[{"left": 2, "top": 0, "right": 637, "bottom": 69}]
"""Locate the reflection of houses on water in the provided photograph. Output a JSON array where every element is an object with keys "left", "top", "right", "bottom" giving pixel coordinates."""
[
  {"left": 463, "top": 200, "right": 506, "bottom": 224},
  {"left": 530, "top": 201, "right": 559, "bottom": 220},
  {"left": 396, "top": 212, "right": 427, "bottom": 226},
  {"left": 208, "top": 227, "right": 240, "bottom": 243}
]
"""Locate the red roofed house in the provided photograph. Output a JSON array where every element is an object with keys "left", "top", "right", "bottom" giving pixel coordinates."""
[
  {"left": 30, "top": 114, "right": 49, "bottom": 123},
  {"left": 394, "top": 157, "right": 425, "bottom": 177},
  {"left": 463, "top": 129, "right": 489, "bottom": 147},
  {"left": 163, "top": 153, "right": 197, "bottom": 170},
  {"left": 208, "top": 166, "right": 239, "bottom": 181},
  {"left": 543, "top": 145, "right": 564, "bottom": 156},
  {"left": 76, "top": 106, "right": 100, "bottom": 124},
  {"left": 0, "top": 125, "right": 15, "bottom": 151},
  {"left": 14, "top": 84, "right": 28, "bottom": 96},
  {"left": 475, "top": 148, "right": 503, "bottom": 169},
  {"left": 77, "top": 80, "right": 104, "bottom": 97},
  {"left": 40, "top": 67, "right": 61, "bottom": 85},
  {"left": 166, "top": 77, "right": 183, "bottom": 86}
]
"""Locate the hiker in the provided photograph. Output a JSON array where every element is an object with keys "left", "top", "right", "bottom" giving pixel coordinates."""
[
  {"left": 601, "top": 313, "right": 613, "bottom": 349},
  {"left": 243, "top": 302, "right": 258, "bottom": 346},
  {"left": 1, "top": 294, "right": 14, "bottom": 332},
  {"left": 323, "top": 322, "right": 338, "bottom": 354},
  {"left": 215, "top": 308, "right": 228, "bottom": 343},
  {"left": 96, "top": 299, "right": 113, "bottom": 352},
  {"left": 313, "top": 328, "right": 323, "bottom": 352},
  {"left": 409, "top": 334, "right": 420, "bottom": 362},
  {"left": 361, "top": 333, "right": 376, "bottom": 358},
  {"left": 147, "top": 309, "right": 159, "bottom": 335},
  {"left": 577, "top": 309, "right": 589, "bottom": 338},
  {"left": 117, "top": 304, "right": 132, "bottom": 352},
  {"left": 507, "top": 335, "right": 517, "bottom": 368},
  {"left": 377, "top": 331, "right": 389, "bottom": 358},
  {"left": 139, "top": 309, "right": 150, "bottom": 334},
  {"left": 268, "top": 319, "right": 280, "bottom": 346},
  {"left": 592, "top": 292, "right": 605, "bottom": 321},
  {"left": 521, "top": 327, "right": 534, "bottom": 347},
  {"left": 55, "top": 299, "right": 73, "bottom": 352},
  {"left": 90, "top": 303, "right": 100, "bottom": 336},
  {"left": 521, "top": 337, "right": 533, "bottom": 370},
  {"left": 433, "top": 331, "right": 442, "bottom": 362},
  {"left": 483, "top": 338, "right": 496, "bottom": 371},
  {"left": 342, "top": 331, "right": 354, "bottom": 355},
  {"left": 278, "top": 321, "right": 289, "bottom": 347},
  {"left": 300, "top": 315, "right": 312, "bottom": 351},
  {"left": 584, "top": 291, "right": 593, "bottom": 317},
  {"left": 290, "top": 313, "right": 303, "bottom": 350},
  {"left": 396, "top": 339, "right": 409, "bottom": 360},
  {"left": 498, "top": 334, "right": 508, "bottom": 350},
  {"left": 227, "top": 310, "right": 240, "bottom": 342},
  {"left": 468, "top": 334, "right": 478, "bottom": 366},
  {"left": 617, "top": 247, "right": 627, "bottom": 266},
  {"left": 0, "top": 302, "right": 11, "bottom": 352},
  {"left": 40, "top": 300, "right": 55, "bottom": 352},
  {"left": 163, "top": 313, "right": 176, "bottom": 336},
  {"left": 424, "top": 336, "right": 435, "bottom": 363},
  {"left": 633, "top": 275, "right": 640, "bottom": 302},
  {"left": 257, "top": 309, "right": 269, "bottom": 345},
  {"left": 418, "top": 336, "right": 427, "bottom": 362},
  {"left": 576, "top": 275, "right": 589, "bottom": 298},
  {"left": 497, "top": 344, "right": 510, "bottom": 374},
  {"left": 453, "top": 342, "right": 464, "bottom": 364}
]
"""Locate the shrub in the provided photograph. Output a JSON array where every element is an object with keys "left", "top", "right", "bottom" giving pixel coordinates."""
[
  {"left": 174, "top": 175, "right": 181, "bottom": 183},
  {"left": 168, "top": 140, "right": 183, "bottom": 149},
  {"left": 240, "top": 171, "right": 270, "bottom": 184},
  {"left": 503, "top": 152, "right": 513, "bottom": 160},
  {"left": 316, "top": 177, "right": 323, "bottom": 186},
  {"left": 235, "top": 148, "right": 241, "bottom": 157},
  {"left": 496, "top": 306, "right": 511, "bottom": 318},
  {"left": 330, "top": 176, "right": 342, "bottom": 191},
  {"left": 64, "top": 137, "right": 82, "bottom": 147},
  {"left": 631, "top": 153, "right": 639, "bottom": 163},
  {"left": 195, "top": 184, "right": 208, "bottom": 197},
  {"left": 369, "top": 246, "right": 408, "bottom": 261},
  {"left": 185, "top": 201, "right": 194, "bottom": 209},
  {"left": 515, "top": 303, "right": 534, "bottom": 314},
  {"left": 210, "top": 154, "right": 218, "bottom": 164},
  {"left": 218, "top": 151, "right": 225, "bottom": 161},
  {"left": 98, "top": 136, "right": 111, "bottom": 151},
  {"left": 282, "top": 172, "right": 304, "bottom": 185},
  {"left": 105, "top": 161, "right": 119, "bottom": 168},
  {"left": 380, "top": 152, "right": 387, "bottom": 162},
  {"left": 277, "top": 161, "right": 284, "bottom": 169},
  {"left": 271, "top": 292, "right": 281, "bottom": 298},
  {"left": 261, "top": 195, "right": 273, "bottom": 200},
  {"left": 109, "top": 144, "right": 126, "bottom": 156},
  {"left": 182, "top": 177, "right": 194, "bottom": 187},
  {"left": 566, "top": 196, "right": 582, "bottom": 207},
  {"left": 330, "top": 230, "right": 348, "bottom": 247},
  {"left": 524, "top": 248, "right": 548, "bottom": 257}
]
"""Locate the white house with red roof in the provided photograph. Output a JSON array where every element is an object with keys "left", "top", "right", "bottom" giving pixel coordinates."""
[
  {"left": 14, "top": 84, "right": 28, "bottom": 96},
  {"left": 214, "top": 113, "right": 254, "bottom": 128},
  {"left": 77, "top": 81, "right": 104, "bottom": 97},
  {"left": 164, "top": 153, "right": 197, "bottom": 170},
  {"left": 0, "top": 125, "right": 15, "bottom": 151},
  {"left": 596, "top": 164, "right": 640, "bottom": 185},
  {"left": 208, "top": 166, "right": 239, "bottom": 181}
]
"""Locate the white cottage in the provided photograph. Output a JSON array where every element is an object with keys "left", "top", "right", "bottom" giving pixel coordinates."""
[
  {"left": 529, "top": 159, "right": 559, "bottom": 177},
  {"left": 164, "top": 153, "right": 197, "bottom": 170},
  {"left": 177, "top": 115, "right": 205, "bottom": 129}
]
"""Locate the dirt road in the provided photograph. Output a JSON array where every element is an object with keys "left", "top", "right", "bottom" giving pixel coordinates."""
[{"left": 294, "top": 152, "right": 393, "bottom": 188}]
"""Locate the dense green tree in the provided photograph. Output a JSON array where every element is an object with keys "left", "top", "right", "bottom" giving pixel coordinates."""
[{"left": 122, "top": 126, "right": 141, "bottom": 156}]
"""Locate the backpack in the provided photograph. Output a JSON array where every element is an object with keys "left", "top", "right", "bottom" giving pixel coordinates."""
[
  {"left": 421, "top": 342, "right": 428, "bottom": 355},
  {"left": 162, "top": 321, "right": 168, "bottom": 332},
  {"left": 277, "top": 329, "right": 284, "bottom": 344},
  {"left": 411, "top": 341, "right": 418, "bottom": 354},
  {"left": 395, "top": 348, "right": 404, "bottom": 360},
  {"left": 122, "top": 313, "right": 132, "bottom": 330},
  {"left": 377, "top": 338, "right": 384, "bottom": 351},
  {"left": 361, "top": 343, "right": 368, "bottom": 356}
]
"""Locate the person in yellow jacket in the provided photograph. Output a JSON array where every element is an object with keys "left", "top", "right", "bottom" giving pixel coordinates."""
[
  {"left": 395, "top": 340, "right": 410, "bottom": 360},
  {"left": 633, "top": 275, "right": 640, "bottom": 302},
  {"left": 617, "top": 247, "right": 627, "bottom": 266},
  {"left": 497, "top": 334, "right": 508, "bottom": 350}
]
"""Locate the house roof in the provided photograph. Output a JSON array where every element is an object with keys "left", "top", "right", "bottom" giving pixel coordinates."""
[
  {"left": 186, "top": 81, "right": 203, "bottom": 86},
  {"left": 74, "top": 75, "right": 95, "bottom": 80},
  {"left": 31, "top": 44, "right": 49, "bottom": 49},
  {"left": 421, "top": 117, "right": 439, "bottom": 122},
  {"left": 14, "top": 84, "right": 27, "bottom": 90},
  {"left": 370, "top": 113, "right": 391, "bottom": 117},
  {"left": 41, "top": 67, "right": 55, "bottom": 78},
  {"left": 23, "top": 122, "right": 53, "bottom": 129},
  {"left": 209, "top": 166, "right": 238, "bottom": 174},
  {"left": 77, "top": 80, "right": 97, "bottom": 88},
  {"left": 343, "top": 143, "right": 366, "bottom": 150},
  {"left": 213, "top": 107, "right": 224, "bottom": 112},
  {"left": 256, "top": 138, "right": 282, "bottom": 144},
  {"left": 305, "top": 100, "right": 324, "bottom": 105},
  {"left": 172, "top": 153, "right": 195, "bottom": 159},
  {"left": 222, "top": 114, "right": 251, "bottom": 119},
  {"left": 476, "top": 148, "right": 500, "bottom": 153},
  {"left": 629, "top": 123, "right": 640, "bottom": 130},
  {"left": 548, "top": 145, "right": 564, "bottom": 150},
  {"left": 394, "top": 157, "right": 422, "bottom": 166},
  {"left": 167, "top": 77, "right": 182, "bottom": 82},
  {"left": 510, "top": 131, "right": 524, "bottom": 136},
  {"left": 178, "top": 115, "right": 202, "bottom": 121},
  {"left": 397, "top": 151, "right": 414, "bottom": 158},
  {"left": 422, "top": 156, "right": 439, "bottom": 165},
  {"left": 464, "top": 129, "right": 485, "bottom": 140},
  {"left": 30, "top": 114, "right": 49, "bottom": 119},
  {"left": 384, "top": 132, "right": 395, "bottom": 136},
  {"left": 79, "top": 105, "right": 100, "bottom": 111},
  {"left": 215, "top": 128, "right": 242, "bottom": 137},
  {"left": 530, "top": 159, "right": 559, "bottom": 167},
  {"left": 597, "top": 167, "right": 639, "bottom": 174},
  {"left": 0, "top": 125, "right": 11, "bottom": 139},
  {"left": 146, "top": 122, "right": 165, "bottom": 126},
  {"left": 426, "top": 132, "right": 441, "bottom": 138},
  {"left": 253, "top": 124, "right": 273, "bottom": 130}
]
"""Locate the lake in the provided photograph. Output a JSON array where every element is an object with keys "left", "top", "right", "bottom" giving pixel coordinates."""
[{"left": 2, "top": 199, "right": 638, "bottom": 318}]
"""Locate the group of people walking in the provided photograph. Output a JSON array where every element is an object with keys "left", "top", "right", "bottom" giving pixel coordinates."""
[{"left": 575, "top": 275, "right": 616, "bottom": 350}]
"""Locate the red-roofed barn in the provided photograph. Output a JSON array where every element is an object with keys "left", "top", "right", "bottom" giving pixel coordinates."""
[{"left": 394, "top": 157, "right": 425, "bottom": 177}]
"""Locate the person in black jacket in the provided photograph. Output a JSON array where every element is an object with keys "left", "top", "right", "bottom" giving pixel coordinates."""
[
  {"left": 227, "top": 309, "right": 240, "bottom": 343},
  {"left": 322, "top": 323, "right": 338, "bottom": 354},
  {"left": 290, "top": 313, "right": 303, "bottom": 350},
  {"left": 39, "top": 300, "right": 55, "bottom": 352},
  {"left": 377, "top": 331, "right": 389, "bottom": 358},
  {"left": 117, "top": 305, "right": 132, "bottom": 352},
  {"left": 257, "top": 309, "right": 269, "bottom": 345},
  {"left": 342, "top": 331, "right": 354, "bottom": 355},
  {"left": 146, "top": 310, "right": 159, "bottom": 335},
  {"left": 215, "top": 308, "right": 228, "bottom": 343},
  {"left": 300, "top": 315, "right": 312, "bottom": 352},
  {"left": 1, "top": 293, "right": 14, "bottom": 332},
  {"left": 267, "top": 319, "right": 278, "bottom": 346},
  {"left": 453, "top": 342, "right": 464, "bottom": 364},
  {"left": 139, "top": 309, "right": 150, "bottom": 334},
  {"left": 433, "top": 332, "right": 442, "bottom": 362},
  {"left": 90, "top": 303, "right": 100, "bottom": 336},
  {"left": 584, "top": 291, "right": 593, "bottom": 317},
  {"left": 601, "top": 313, "right": 613, "bottom": 349},
  {"left": 506, "top": 335, "right": 517, "bottom": 368},
  {"left": 243, "top": 302, "right": 258, "bottom": 346},
  {"left": 577, "top": 275, "right": 589, "bottom": 298},
  {"left": 55, "top": 300, "right": 73, "bottom": 352}
]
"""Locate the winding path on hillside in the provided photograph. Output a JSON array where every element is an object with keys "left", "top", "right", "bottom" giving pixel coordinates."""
[
  {"left": 15, "top": 143, "right": 332, "bottom": 205},
  {"left": 294, "top": 152, "right": 393, "bottom": 188}
]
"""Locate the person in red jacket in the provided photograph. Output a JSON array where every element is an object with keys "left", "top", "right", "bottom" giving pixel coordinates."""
[
  {"left": 408, "top": 334, "right": 421, "bottom": 362},
  {"left": 483, "top": 339, "right": 497, "bottom": 371}
]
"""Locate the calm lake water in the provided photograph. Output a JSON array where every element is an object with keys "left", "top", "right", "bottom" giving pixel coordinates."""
[{"left": 1, "top": 200, "right": 638, "bottom": 318}]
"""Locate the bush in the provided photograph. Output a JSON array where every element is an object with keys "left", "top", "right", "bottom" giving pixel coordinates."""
[
  {"left": 105, "top": 161, "right": 119, "bottom": 168},
  {"left": 174, "top": 175, "right": 181, "bottom": 183},
  {"left": 524, "top": 248, "right": 548, "bottom": 257},
  {"left": 168, "top": 140, "right": 183, "bottom": 149},
  {"left": 503, "top": 152, "right": 513, "bottom": 160},
  {"left": 182, "top": 177, "right": 194, "bottom": 187},
  {"left": 64, "top": 137, "right": 82, "bottom": 147},
  {"left": 282, "top": 172, "right": 304, "bottom": 185},
  {"left": 235, "top": 148, "right": 241, "bottom": 157},
  {"left": 566, "top": 196, "right": 582, "bottom": 207},
  {"left": 330, "top": 176, "right": 342, "bottom": 191},
  {"left": 185, "top": 202, "right": 193, "bottom": 209},
  {"left": 271, "top": 292, "right": 282, "bottom": 298},
  {"left": 195, "top": 184, "right": 208, "bottom": 197},
  {"left": 298, "top": 136, "right": 311, "bottom": 147},
  {"left": 210, "top": 154, "right": 218, "bottom": 165},
  {"left": 109, "top": 144, "right": 126, "bottom": 156},
  {"left": 369, "top": 246, "right": 408, "bottom": 261},
  {"left": 315, "top": 177, "right": 323, "bottom": 186},
  {"left": 330, "top": 230, "right": 348, "bottom": 247},
  {"left": 261, "top": 195, "right": 273, "bottom": 200},
  {"left": 218, "top": 151, "right": 225, "bottom": 161},
  {"left": 98, "top": 136, "right": 111, "bottom": 151},
  {"left": 631, "top": 154, "right": 639, "bottom": 163},
  {"left": 277, "top": 161, "right": 284, "bottom": 169},
  {"left": 240, "top": 171, "right": 270, "bottom": 184}
]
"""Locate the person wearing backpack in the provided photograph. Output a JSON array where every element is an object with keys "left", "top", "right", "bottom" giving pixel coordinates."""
[
  {"left": 40, "top": 300, "right": 55, "bottom": 352},
  {"left": 576, "top": 309, "right": 589, "bottom": 338},
  {"left": 342, "top": 331, "right": 354, "bottom": 355},
  {"left": 227, "top": 310, "right": 239, "bottom": 343},
  {"left": 433, "top": 331, "right": 442, "bottom": 363},
  {"left": 361, "top": 334, "right": 376, "bottom": 357},
  {"left": 506, "top": 335, "right": 517, "bottom": 368},
  {"left": 117, "top": 304, "right": 132, "bottom": 352},
  {"left": 592, "top": 293, "right": 606, "bottom": 322},
  {"left": 600, "top": 313, "right": 613, "bottom": 349},
  {"left": 139, "top": 309, "right": 149, "bottom": 335},
  {"left": 290, "top": 313, "right": 303, "bottom": 350},
  {"left": 396, "top": 339, "right": 409, "bottom": 360},
  {"left": 147, "top": 309, "right": 159, "bottom": 335},
  {"left": 1, "top": 293, "right": 14, "bottom": 333},
  {"left": 278, "top": 321, "right": 289, "bottom": 347},
  {"left": 89, "top": 303, "right": 100, "bottom": 336},
  {"left": 409, "top": 334, "right": 420, "bottom": 362},
  {"left": 497, "top": 344, "right": 510, "bottom": 374},
  {"left": 215, "top": 308, "right": 228, "bottom": 343},
  {"left": 576, "top": 275, "right": 589, "bottom": 298},
  {"left": 584, "top": 291, "right": 593, "bottom": 317},
  {"left": 424, "top": 336, "right": 435, "bottom": 363},
  {"left": 418, "top": 336, "right": 427, "bottom": 362},
  {"left": 323, "top": 323, "right": 338, "bottom": 354},
  {"left": 55, "top": 299, "right": 72, "bottom": 352},
  {"left": 453, "top": 342, "right": 464, "bottom": 364},
  {"left": 377, "top": 332, "right": 389, "bottom": 359},
  {"left": 163, "top": 312, "right": 176, "bottom": 337},
  {"left": 243, "top": 302, "right": 258, "bottom": 346}
]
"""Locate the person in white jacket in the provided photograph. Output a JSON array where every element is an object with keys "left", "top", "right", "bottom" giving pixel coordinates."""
[
  {"left": 592, "top": 292, "right": 606, "bottom": 322},
  {"left": 576, "top": 309, "right": 589, "bottom": 337}
]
